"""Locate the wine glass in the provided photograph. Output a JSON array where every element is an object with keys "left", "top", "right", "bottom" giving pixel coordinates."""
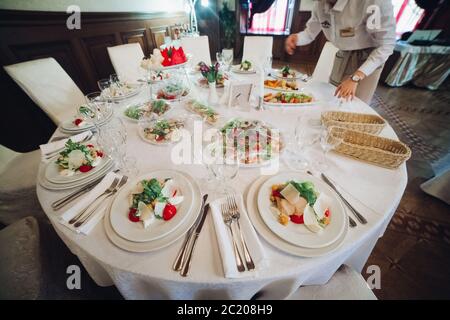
[
  {"left": 85, "top": 91, "right": 111, "bottom": 125},
  {"left": 222, "top": 49, "right": 233, "bottom": 71},
  {"left": 216, "top": 52, "right": 224, "bottom": 68},
  {"left": 262, "top": 55, "right": 273, "bottom": 76},
  {"left": 316, "top": 128, "right": 343, "bottom": 171},
  {"left": 204, "top": 141, "right": 240, "bottom": 195}
]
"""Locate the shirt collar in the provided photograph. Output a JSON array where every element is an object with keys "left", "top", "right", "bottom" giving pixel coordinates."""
[{"left": 332, "top": 0, "right": 349, "bottom": 12}]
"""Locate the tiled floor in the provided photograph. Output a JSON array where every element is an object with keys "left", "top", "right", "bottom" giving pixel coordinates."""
[{"left": 362, "top": 82, "right": 450, "bottom": 299}]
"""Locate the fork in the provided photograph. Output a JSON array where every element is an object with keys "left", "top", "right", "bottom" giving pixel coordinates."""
[
  {"left": 68, "top": 176, "right": 120, "bottom": 225},
  {"left": 221, "top": 203, "right": 245, "bottom": 272},
  {"left": 227, "top": 196, "right": 255, "bottom": 270},
  {"left": 73, "top": 175, "right": 128, "bottom": 228}
]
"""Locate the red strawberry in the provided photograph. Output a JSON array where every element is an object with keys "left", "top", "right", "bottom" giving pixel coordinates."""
[
  {"left": 163, "top": 204, "right": 177, "bottom": 221},
  {"left": 128, "top": 208, "right": 140, "bottom": 222},
  {"left": 79, "top": 165, "right": 93, "bottom": 173}
]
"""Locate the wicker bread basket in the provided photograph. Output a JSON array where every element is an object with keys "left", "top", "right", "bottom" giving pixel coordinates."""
[
  {"left": 328, "top": 126, "right": 411, "bottom": 169},
  {"left": 321, "top": 111, "right": 386, "bottom": 134}
]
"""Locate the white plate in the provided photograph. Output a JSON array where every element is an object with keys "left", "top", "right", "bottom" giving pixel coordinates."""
[
  {"left": 38, "top": 161, "right": 114, "bottom": 190},
  {"left": 246, "top": 175, "right": 348, "bottom": 257},
  {"left": 231, "top": 65, "right": 256, "bottom": 74},
  {"left": 44, "top": 153, "right": 110, "bottom": 184},
  {"left": 109, "top": 170, "right": 195, "bottom": 242},
  {"left": 263, "top": 91, "right": 316, "bottom": 108},
  {"left": 137, "top": 120, "right": 185, "bottom": 146},
  {"left": 271, "top": 69, "right": 304, "bottom": 80},
  {"left": 60, "top": 110, "right": 114, "bottom": 132},
  {"left": 102, "top": 84, "right": 142, "bottom": 101},
  {"left": 257, "top": 172, "right": 346, "bottom": 249},
  {"left": 104, "top": 171, "right": 201, "bottom": 253},
  {"left": 195, "top": 78, "right": 225, "bottom": 89}
]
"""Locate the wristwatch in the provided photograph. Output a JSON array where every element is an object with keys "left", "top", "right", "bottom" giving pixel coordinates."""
[{"left": 350, "top": 74, "right": 362, "bottom": 83}]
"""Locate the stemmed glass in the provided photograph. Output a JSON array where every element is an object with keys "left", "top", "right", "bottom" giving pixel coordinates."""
[
  {"left": 285, "top": 115, "right": 320, "bottom": 171},
  {"left": 262, "top": 55, "right": 273, "bottom": 76},
  {"left": 316, "top": 128, "right": 343, "bottom": 171},
  {"left": 97, "top": 117, "right": 138, "bottom": 176},
  {"left": 84, "top": 91, "right": 112, "bottom": 126},
  {"left": 203, "top": 140, "right": 240, "bottom": 195},
  {"left": 216, "top": 52, "right": 225, "bottom": 69},
  {"left": 222, "top": 49, "right": 233, "bottom": 71}
]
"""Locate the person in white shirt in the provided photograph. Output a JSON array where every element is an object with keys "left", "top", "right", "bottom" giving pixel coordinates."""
[{"left": 285, "top": 0, "right": 396, "bottom": 103}]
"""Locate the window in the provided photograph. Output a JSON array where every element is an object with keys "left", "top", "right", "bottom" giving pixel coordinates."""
[
  {"left": 392, "top": 0, "right": 425, "bottom": 37},
  {"left": 240, "top": 0, "right": 295, "bottom": 35}
]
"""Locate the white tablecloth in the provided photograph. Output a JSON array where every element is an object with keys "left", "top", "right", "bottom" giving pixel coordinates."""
[{"left": 36, "top": 75, "right": 407, "bottom": 299}]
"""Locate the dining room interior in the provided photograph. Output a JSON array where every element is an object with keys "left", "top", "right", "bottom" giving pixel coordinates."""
[{"left": 0, "top": 0, "right": 449, "bottom": 301}]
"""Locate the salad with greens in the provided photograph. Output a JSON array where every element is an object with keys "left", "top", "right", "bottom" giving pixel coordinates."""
[
  {"left": 240, "top": 60, "right": 253, "bottom": 71},
  {"left": 128, "top": 178, "right": 184, "bottom": 228},
  {"left": 270, "top": 180, "right": 331, "bottom": 233},
  {"left": 124, "top": 100, "right": 170, "bottom": 120},
  {"left": 56, "top": 139, "right": 104, "bottom": 176},
  {"left": 142, "top": 118, "right": 184, "bottom": 144},
  {"left": 185, "top": 100, "right": 219, "bottom": 124}
]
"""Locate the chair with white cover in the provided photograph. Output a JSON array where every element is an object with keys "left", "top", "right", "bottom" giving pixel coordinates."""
[
  {"left": 4, "top": 58, "right": 85, "bottom": 125},
  {"left": 242, "top": 36, "right": 273, "bottom": 68},
  {"left": 312, "top": 41, "right": 339, "bottom": 83},
  {"left": 287, "top": 265, "right": 377, "bottom": 300},
  {"left": 180, "top": 35, "right": 212, "bottom": 66},
  {"left": 0, "top": 216, "right": 41, "bottom": 299},
  {"left": 107, "top": 43, "right": 145, "bottom": 83},
  {"left": 0, "top": 144, "right": 44, "bottom": 225}
]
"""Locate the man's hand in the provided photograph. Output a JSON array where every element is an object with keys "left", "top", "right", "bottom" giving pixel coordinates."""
[
  {"left": 285, "top": 34, "right": 298, "bottom": 55},
  {"left": 334, "top": 70, "right": 366, "bottom": 101}
]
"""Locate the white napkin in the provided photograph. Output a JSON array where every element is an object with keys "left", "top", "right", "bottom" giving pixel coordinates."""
[
  {"left": 40, "top": 131, "right": 91, "bottom": 156},
  {"left": 59, "top": 171, "right": 120, "bottom": 235},
  {"left": 210, "top": 195, "right": 266, "bottom": 278}
]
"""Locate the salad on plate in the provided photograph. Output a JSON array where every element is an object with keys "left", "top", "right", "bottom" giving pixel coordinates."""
[
  {"left": 239, "top": 60, "right": 253, "bottom": 72},
  {"left": 264, "top": 79, "right": 298, "bottom": 91},
  {"left": 264, "top": 92, "right": 314, "bottom": 104},
  {"left": 277, "top": 65, "right": 297, "bottom": 79},
  {"left": 128, "top": 178, "right": 184, "bottom": 228},
  {"left": 141, "top": 118, "right": 184, "bottom": 144},
  {"left": 220, "top": 119, "right": 283, "bottom": 165},
  {"left": 124, "top": 100, "right": 171, "bottom": 121},
  {"left": 101, "top": 82, "right": 141, "bottom": 99},
  {"left": 157, "top": 83, "right": 190, "bottom": 100},
  {"left": 185, "top": 100, "right": 219, "bottom": 125},
  {"left": 56, "top": 139, "right": 104, "bottom": 176},
  {"left": 270, "top": 180, "right": 331, "bottom": 233}
]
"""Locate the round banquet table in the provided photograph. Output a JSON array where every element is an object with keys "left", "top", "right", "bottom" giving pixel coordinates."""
[{"left": 36, "top": 73, "right": 407, "bottom": 300}]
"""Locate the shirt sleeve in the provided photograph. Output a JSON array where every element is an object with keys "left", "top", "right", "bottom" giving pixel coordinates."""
[
  {"left": 358, "top": 0, "right": 397, "bottom": 76},
  {"left": 296, "top": 4, "right": 322, "bottom": 46}
]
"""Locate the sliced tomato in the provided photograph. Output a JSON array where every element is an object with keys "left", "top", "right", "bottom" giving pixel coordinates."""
[
  {"left": 163, "top": 204, "right": 177, "bottom": 221},
  {"left": 272, "top": 190, "right": 282, "bottom": 198},
  {"left": 96, "top": 151, "right": 103, "bottom": 157},
  {"left": 290, "top": 214, "right": 304, "bottom": 224},
  {"left": 87, "top": 144, "right": 94, "bottom": 148},
  {"left": 128, "top": 208, "right": 140, "bottom": 222},
  {"left": 74, "top": 118, "right": 83, "bottom": 126},
  {"left": 156, "top": 135, "right": 165, "bottom": 142},
  {"left": 79, "top": 165, "right": 93, "bottom": 173},
  {"left": 325, "top": 209, "right": 331, "bottom": 217}
]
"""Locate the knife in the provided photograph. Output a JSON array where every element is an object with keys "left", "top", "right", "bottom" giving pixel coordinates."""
[
  {"left": 180, "top": 202, "right": 210, "bottom": 277},
  {"left": 321, "top": 173, "right": 367, "bottom": 224},
  {"left": 172, "top": 194, "right": 208, "bottom": 271}
]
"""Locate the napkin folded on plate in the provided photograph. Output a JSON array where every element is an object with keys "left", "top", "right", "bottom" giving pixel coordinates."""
[
  {"left": 210, "top": 195, "right": 266, "bottom": 278},
  {"left": 40, "top": 131, "right": 92, "bottom": 156},
  {"left": 59, "top": 171, "right": 120, "bottom": 235}
]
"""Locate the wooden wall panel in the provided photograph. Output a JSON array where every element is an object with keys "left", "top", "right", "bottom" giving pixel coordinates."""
[{"left": 0, "top": 10, "right": 188, "bottom": 151}]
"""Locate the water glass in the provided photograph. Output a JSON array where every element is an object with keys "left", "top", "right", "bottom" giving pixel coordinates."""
[
  {"left": 85, "top": 91, "right": 111, "bottom": 124},
  {"left": 222, "top": 49, "right": 233, "bottom": 70},
  {"left": 317, "top": 128, "right": 343, "bottom": 171}
]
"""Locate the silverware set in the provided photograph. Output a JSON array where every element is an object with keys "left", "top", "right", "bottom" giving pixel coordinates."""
[
  {"left": 51, "top": 169, "right": 120, "bottom": 210},
  {"left": 67, "top": 175, "right": 128, "bottom": 228},
  {"left": 221, "top": 195, "right": 255, "bottom": 272},
  {"left": 173, "top": 194, "right": 209, "bottom": 277},
  {"left": 307, "top": 171, "right": 367, "bottom": 227}
]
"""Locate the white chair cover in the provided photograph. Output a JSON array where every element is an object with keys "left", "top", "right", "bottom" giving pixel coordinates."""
[
  {"left": 107, "top": 43, "right": 145, "bottom": 83},
  {"left": 242, "top": 36, "right": 273, "bottom": 68},
  {"left": 180, "top": 35, "right": 212, "bottom": 66},
  {"left": 0, "top": 145, "right": 44, "bottom": 225},
  {"left": 312, "top": 41, "right": 339, "bottom": 83},
  {"left": 287, "top": 265, "right": 377, "bottom": 300},
  {"left": 4, "top": 58, "right": 85, "bottom": 125}
]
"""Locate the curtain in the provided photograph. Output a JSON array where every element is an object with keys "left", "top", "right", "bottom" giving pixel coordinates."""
[{"left": 249, "top": 0, "right": 276, "bottom": 27}]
